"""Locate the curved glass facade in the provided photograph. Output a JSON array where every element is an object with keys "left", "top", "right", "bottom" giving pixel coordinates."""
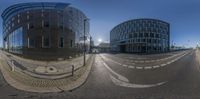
[
  {"left": 110, "top": 19, "right": 170, "bottom": 53},
  {"left": 2, "top": 2, "right": 90, "bottom": 60},
  {"left": 8, "top": 27, "right": 23, "bottom": 54}
]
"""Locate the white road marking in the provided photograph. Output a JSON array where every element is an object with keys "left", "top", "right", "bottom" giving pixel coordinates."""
[
  {"left": 123, "top": 64, "right": 128, "bottom": 67},
  {"left": 174, "top": 58, "right": 179, "bottom": 61},
  {"left": 160, "top": 64, "right": 166, "bottom": 67},
  {"left": 166, "top": 61, "right": 172, "bottom": 65},
  {"left": 100, "top": 51, "right": 190, "bottom": 71},
  {"left": 103, "top": 62, "right": 129, "bottom": 82},
  {"left": 153, "top": 65, "right": 160, "bottom": 68},
  {"left": 171, "top": 60, "right": 175, "bottom": 63},
  {"left": 110, "top": 75, "right": 167, "bottom": 88},
  {"left": 128, "top": 66, "right": 135, "bottom": 69},
  {"left": 144, "top": 66, "right": 152, "bottom": 69},
  {"left": 136, "top": 67, "right": 143, "bottom": 69}
]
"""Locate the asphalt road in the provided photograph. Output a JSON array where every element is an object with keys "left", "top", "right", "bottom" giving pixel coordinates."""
[{"left": 1, "top": 49, "right": 200, "bottom": 99}]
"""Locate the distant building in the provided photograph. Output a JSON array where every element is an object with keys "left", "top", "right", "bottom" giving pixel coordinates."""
[
  {"left": 89, "top": 37, "right": 94, "bottom": 53},
  {"left": 1, "top": 2, "right": 90, "bottom": 60},
  {"left": 170, "top": 46, "right": 185, "bottom": 51},
  {"left": 98, "top": 42, "right": 110, "bottom": 53},
  {"left": 110, "top": 18, "right": 170, "bottom": 53}
]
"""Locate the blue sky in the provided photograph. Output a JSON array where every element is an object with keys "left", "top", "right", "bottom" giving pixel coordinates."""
[{"left": 1, "top": 0, "right": 200, "bottom": 47}]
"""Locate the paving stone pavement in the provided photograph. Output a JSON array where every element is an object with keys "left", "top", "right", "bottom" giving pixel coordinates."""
[{"left": 0, "top": 51, "right": 95, "bottom": 92}]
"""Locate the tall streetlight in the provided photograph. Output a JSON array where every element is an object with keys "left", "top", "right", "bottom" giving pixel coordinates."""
[{"left": 83, "top": 18, "right": 89, "bottom": 66}]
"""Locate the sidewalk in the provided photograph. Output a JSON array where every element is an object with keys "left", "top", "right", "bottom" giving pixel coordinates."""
[
  {"left": 0, "top": 51, "right": 95, "bottom": 92},
  {"left": 2, "top": 51, "right": 91, "bottom": 79},
  {"left": 195, "top": 48, "right": 200, "bottom": 64}
]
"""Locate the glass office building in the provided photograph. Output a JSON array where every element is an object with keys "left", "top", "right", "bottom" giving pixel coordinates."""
[
  {"left": 1, "top": 2, "right": 90, "bottom": 60},
  {"left": 110, "top": 18, "right": 170, "bottom": 53}
]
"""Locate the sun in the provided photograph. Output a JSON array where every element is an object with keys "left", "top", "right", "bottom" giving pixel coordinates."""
[{"left": 98, "top": 38, "right": 102, "bottom": 42}]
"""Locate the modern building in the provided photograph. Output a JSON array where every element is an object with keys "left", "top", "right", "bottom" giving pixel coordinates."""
[
  {"left": 1, "top": 2, "right": 90, "bottom": 60},
  {"left": 110, "top": 18, "right": 170, "bottom": 53}
]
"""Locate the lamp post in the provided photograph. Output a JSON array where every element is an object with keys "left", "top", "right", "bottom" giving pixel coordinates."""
[{"left": 83, "top": 18, "right": 89, "bottom": 66}]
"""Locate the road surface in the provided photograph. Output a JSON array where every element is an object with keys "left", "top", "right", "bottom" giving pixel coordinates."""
[{"left": 0, "top": 50, "right": 200, "bottom": 99}]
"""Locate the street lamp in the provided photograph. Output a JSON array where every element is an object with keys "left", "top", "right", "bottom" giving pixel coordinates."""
[{"left": 83, "top": 18, "right": 89, "bottom": 66}]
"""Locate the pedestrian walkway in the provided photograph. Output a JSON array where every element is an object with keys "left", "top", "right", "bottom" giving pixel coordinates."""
[
  {"left": 195, "top": 48, "right": 200, "bottom": 64},
  {"left": 0, "top": 50, "right": 95, "bottom": 92},
  {"left": 2, "top": 51, "right": 91, "bottom": 79}
]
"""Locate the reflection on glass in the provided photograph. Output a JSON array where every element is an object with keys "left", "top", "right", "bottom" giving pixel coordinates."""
[{"left": 8, "top": 27, "right": 23, "bottom": 54}]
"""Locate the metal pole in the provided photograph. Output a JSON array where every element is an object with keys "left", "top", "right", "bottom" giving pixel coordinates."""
[
  {"left": 72, "top": 65, "right": 74, "bottom": 76},
  {"left": 83, "top": 19, "right": 87, "bottom": 66}
]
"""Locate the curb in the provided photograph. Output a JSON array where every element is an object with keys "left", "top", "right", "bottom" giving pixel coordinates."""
[{"left": 58, "top": 54, "right": 95, "bottom": 91}]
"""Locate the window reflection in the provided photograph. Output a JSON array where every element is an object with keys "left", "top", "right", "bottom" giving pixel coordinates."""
[{"left": 8, "top": 27, "right": 23, "bottom": 54}]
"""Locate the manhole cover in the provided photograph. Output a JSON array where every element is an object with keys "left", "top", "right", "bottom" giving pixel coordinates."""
[{"left": 46, "top": 66, "right": 57, "bottom": 73}]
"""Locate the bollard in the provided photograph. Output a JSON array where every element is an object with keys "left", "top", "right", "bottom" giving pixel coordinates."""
[
  {"left": 72, "top": 65, "right": 75, "bottom": 76},
  {"left": 11, "top": 60, "right": 14, "bottom": 71}
]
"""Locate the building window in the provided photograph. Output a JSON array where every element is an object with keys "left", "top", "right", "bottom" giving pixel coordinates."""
[
  {"left": 12, "top": 23, "right": 14, "bottom": 27},
  {"left": 129, "top": 34, "right": 132, "bottom": 38},
  {"left": 42, "top": 20, "right": 44, "bottom": 27},
  {"left": 59, "top": 22, "right": 63, "bottom": 29},
  {"left": 134, "top": 33, "right": 138, "bottom": 37},
  {"left": 42, "top": 36, "right": 50, "bottom": 48},
  {"left": 150, "top": 33, "right": 154, "bottom": 37},
  {"left": 144, "top": 33, "right": 148, "bottom": 37},
  {"left": 44, "top": 21, "right": 49, "bottom": 27},
  {"left": 142, "top": 39, "right": 146, "bottom": 42},
  {"left": 8, "top": 27, "right": 23, "bottom": 54},
  {"left": 137, "top": 39, "right": 140, "bottom": 43},
  {"left": 70, "top": 40, "right": 73, "bottom": 47},
  {"left": 139, "top": 33, "right": 143, "bottom": 37},
  {"left": 59, "top": 37, "right": 64, "bottom": 48},
  {"left": 12, "top": 17, "right": 15, "bottom": 21},
  {"left": 27, "top": 23, "right": 30, "bottom": 30},
  {"left": 156, "top": 34, "right": 159, "bottom": 38},
  {"left": 148, "top": 39, "right": 151, "bottom": 43},
  {"left": 30, "top": 23, "right": 34, "bottom": 29},
  {"left": 28, "top": 37, "right": 35, "bottom": 48},
  {"left": 27, "top": 15, "right": 29, "bottom": 20}
]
